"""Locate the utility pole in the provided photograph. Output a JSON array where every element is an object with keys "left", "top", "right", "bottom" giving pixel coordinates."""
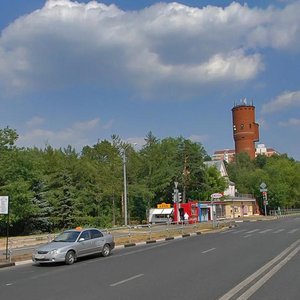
[{"left": 123, "top": 149, "right": 128, "bottom": 226}]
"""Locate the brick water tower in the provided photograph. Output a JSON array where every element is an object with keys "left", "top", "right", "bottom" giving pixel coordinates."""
[{"left": 232, "top": 99, "right": 259, "bottom": 159}]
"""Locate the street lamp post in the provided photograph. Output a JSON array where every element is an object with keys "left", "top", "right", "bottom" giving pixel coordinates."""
[
  {"left": 173, "top": 182, "right": 179, "bottom": 224},
  {"left": 123, "top": 149, "right": 128, "bottom": 226},
  {"left": 122, "top": 143, "right": 137, "bottom": 226}
]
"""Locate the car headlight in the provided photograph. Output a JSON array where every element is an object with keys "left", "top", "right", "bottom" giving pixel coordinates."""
[{"left": 49, "top": 249, "right": 58, "bottom": 255}]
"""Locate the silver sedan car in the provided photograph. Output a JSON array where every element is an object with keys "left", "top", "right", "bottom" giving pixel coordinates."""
[{"left": 32, "top": 228, "right": 115, "bottom": 265}]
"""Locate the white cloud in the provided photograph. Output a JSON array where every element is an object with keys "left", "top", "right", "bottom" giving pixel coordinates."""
[
  {"left": 125, "top": 137, "right": 146, "bottom": 149},
  {"left": 102, "top": 119, "right": 115, "bottom": 130},
  {"left": 262, "top": 90, "right": 300, "bottom": 113},
  {"left": 17, "top": 117, "right": 105, "bottom": 149},
  {"left": 279, "top": 118, "right": 300, "bottom": 126},
  {"left": 3, "top": 0, "right": 299, "bottom": 96},
  {"left": 188, "top": 134, "right": 208, "bottom": 143},
  {"left": 26, "top": 116, "right": 45, "bottom": 128},
  {"left": 73, "top": 118, "right": 100, "bottom": 131}
]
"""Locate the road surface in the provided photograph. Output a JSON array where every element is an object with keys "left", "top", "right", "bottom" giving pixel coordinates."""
[{"left": 0, "top": 216, "right": 299, "bottom": 300}]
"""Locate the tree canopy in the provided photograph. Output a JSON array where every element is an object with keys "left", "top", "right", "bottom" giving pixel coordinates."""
[{"left": 0, "top": 127, "right": 299, "bottom": 235}]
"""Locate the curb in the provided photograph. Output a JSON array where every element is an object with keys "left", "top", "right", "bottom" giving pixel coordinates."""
[
  {"left": 3, "top": 220, "right": 268, "bottom": 269},
  {"left": 2, "top": 231, "right": 205, "bottom": 268},
  {"left": 0, "top": 262, "right": 15, "bottom": 268}
]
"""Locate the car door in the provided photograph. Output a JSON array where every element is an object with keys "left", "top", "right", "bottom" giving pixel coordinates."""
[
  {"left": 77, "top": 230, "right": 94, "bottom": 257},
  {"left": 90, "top": 229, "right": 106, "bottom": 253}
]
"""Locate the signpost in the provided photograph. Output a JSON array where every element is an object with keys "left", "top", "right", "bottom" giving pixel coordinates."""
[
  {"left": 0, "top": 196, "right": 8, "bottom": 214},
  {"left": 260, "top": 183, "right": 268, "bottom": 216},
  {"left": 210, "top": 193, "right": 223, "bottom": 228},
  {"left": 173, "top": 182, "right": 180, "bottom": 223},
  {"left": 0, "top": 196, "right": 9, "bottom": 260}
]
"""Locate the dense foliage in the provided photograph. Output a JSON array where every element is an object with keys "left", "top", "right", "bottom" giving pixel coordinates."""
[
  {"left": 227, "top": 153, "right": 300, "bottom": 213},
  {"left": 0, "top": 127, "right": 299, "bottom": 235},
  {"left": 0, "top": 128, "right": 226, "bottom": 235}
]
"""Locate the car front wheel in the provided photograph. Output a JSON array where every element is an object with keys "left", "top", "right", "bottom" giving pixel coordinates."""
[
  {"left": 102, "top": 244, "right": 111, "bottom": 257},
  {"left": 65, "top": 251, "right": 76, "bottom": 265}
]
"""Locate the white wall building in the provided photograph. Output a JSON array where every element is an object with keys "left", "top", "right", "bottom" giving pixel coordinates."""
[{"left": 204, "top": 160, "right": 235, "bottom": 197}]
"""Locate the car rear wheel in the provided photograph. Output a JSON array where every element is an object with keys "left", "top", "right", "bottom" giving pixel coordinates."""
[
  {"left": 65, "top": 251, "right": 76, "bottom": 265},
  {"left": 102, "top": 244, "right": 111, "bottom": 257}
]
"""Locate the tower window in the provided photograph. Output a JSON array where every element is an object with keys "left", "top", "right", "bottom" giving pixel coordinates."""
[{"left": 240, "top": 124, "right": 244, "bottom": 129}]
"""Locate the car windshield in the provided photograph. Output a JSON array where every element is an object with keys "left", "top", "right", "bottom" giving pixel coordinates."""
[{"left": 54, "top": 231, "right": 81, "bottom": 242}]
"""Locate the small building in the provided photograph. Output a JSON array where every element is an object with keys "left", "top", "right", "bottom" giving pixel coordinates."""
[
  {"left": 173, "top": 201, "right": 199, "bottom": 223},
  {"left": 148, "top": 203, "right": 173, "bottom": 224},
  {"left": 199, "top": 196, "right": 259, "bottom": 221}
]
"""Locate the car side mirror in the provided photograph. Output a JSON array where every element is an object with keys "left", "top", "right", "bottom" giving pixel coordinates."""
[{"left": 79, "top": 238, "right": 85, "bottom": 242}]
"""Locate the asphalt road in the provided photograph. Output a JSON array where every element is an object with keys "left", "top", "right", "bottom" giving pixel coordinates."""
[{"left": 0, "top": 216, "right": 299, "bottom": 300}]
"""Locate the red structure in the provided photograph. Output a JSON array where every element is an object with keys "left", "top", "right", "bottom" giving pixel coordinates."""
[
  {"left": 232, "top": 100, "right": 259, "bottom": 159},
  {"left": 173, "top": 201, "right": 199, "bottom": 223}
]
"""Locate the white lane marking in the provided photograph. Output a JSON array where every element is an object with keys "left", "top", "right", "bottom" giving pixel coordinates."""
[
  {"left": 236, "top": 244, "right": 300, "bottom": 300},
  {"left": 232, "top": 229, "right": 247, "bottom": 234},
  {"left": 243, "top": 234, "right": 253, "bottom": 238},
  {"left": 259, "top": 229, "right": 272, "bottom": 234},
  {"left": 245, "top": 229, "right": 260, "bottom": 234},
  {"left": 110, "top": 274, "right": 144, "bottom": 287},
  {"left": 6, "top": 283, "right": 13, "bottom": 286},
  {"left": 220, "top": 230, "right": 234, "bottom": 234},
  {"left": 202, "top": 248, "right": 216, "bottom": 254},
  {"left": 288, "top": 229, "right": 299, "bottom": 234},
  {"left": 218, "top": 239, "right": 300, "bottom": 300},
  {"left": 273, "top": 229, "right": 284, "bottom": 233}
]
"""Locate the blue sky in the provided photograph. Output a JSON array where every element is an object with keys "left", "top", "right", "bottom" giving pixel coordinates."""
[{"left": 0, "top": 0, "right": 299, "bottom": 160}]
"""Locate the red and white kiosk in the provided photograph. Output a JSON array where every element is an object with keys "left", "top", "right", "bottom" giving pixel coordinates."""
[{"left": 173, "top": 201, "right": 199, "bottom": 223}]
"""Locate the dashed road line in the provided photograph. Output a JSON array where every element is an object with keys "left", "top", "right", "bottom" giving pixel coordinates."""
[
  {"left": 259, "top": 229, "right": 272, "bottom": 234},
  {"left": 202, "top": 248, "right": 216, "bottom": 254},
  {"left": 110, "top": 274, "right": 144, "bottom": 287},
  {"left": 245, "top": 229, "right": 260, "bottom": 234},
  {"left": 232, "top": 229, "right": 247, "bottom": 234}
]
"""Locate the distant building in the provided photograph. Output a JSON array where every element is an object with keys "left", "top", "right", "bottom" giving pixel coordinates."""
[
  {"left": 212, "top": 144, "right": 279, "bottom": 163},
  {"left": 212, "top": 149, "right": 235, "bottom": 163},
  {"left": 255, "top": 144, "right": 279, "bottom": 157}
]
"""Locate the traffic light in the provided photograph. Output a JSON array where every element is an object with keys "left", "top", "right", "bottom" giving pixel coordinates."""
[
  {"left": 172, "top": 192, "right": 176, "bottom": 203},
  {"left": 262, "top": 191, "right": 267, "bottom": 200},
  {"left": 262, "top": 191, "right": 268, "bottom": 206},
  {"left": 178, "top": 192, "right": 182, "bottom": 202}
]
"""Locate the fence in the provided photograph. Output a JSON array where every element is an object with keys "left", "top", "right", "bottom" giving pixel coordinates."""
[
  {"left": 1, "top": 219, "right": 235, "bottom": 262},
  {"left": 269, "top": 208, "right": 300, "bottom": 217}
]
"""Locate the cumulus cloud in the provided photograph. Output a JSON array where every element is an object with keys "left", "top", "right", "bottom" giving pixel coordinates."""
[
  {"left": 0, "top": 0, "right": 299, "bottom": 97},
  {"left": 26, "top": 116, "right": 45, "bottom": 128},
  {"left": 17, "top": 117, "right": 108, "bottom": 149},
  {"left": 262, "top": 90, "right": 300, "bottom": 113},
  {"left": 188, "top": 134, "right": 208, "bottom": 143},
  {"left": 279, "top": 118, "right": 300, "bottom": 126}
]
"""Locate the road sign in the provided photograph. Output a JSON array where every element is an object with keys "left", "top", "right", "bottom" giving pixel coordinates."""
[
  {"left": 0, "top": 196, "right": 9, "bottom": 214},
  {"left": 260, "top": 182, "right": 268, "bottom": 192},
  {"left": 211, "top": 193, "right": 223, "bottom": 199},
  {"left": 260, "top": 182, "right": 267, "bottom": 189}
]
